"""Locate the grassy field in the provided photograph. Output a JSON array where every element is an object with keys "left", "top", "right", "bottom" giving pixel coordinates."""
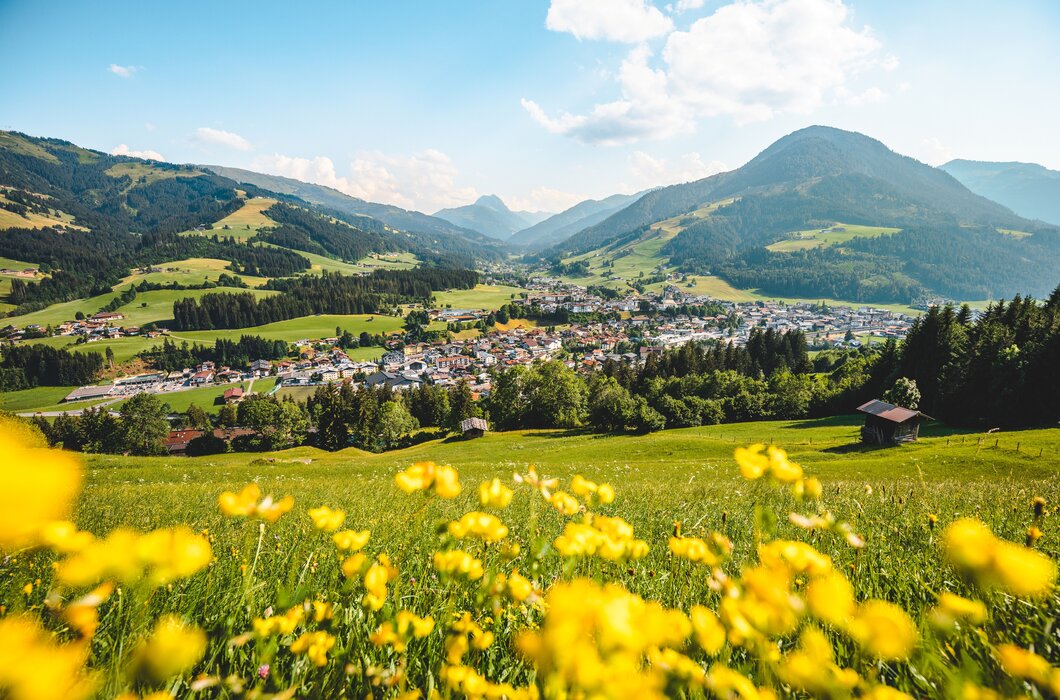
[
  {"left": 112, "top": 287, "right": 279, "bottom": 327},
  {"left": 173, "top": 313, "right": 405, "bottom": 344},
  {"left": 117, "top": 258, "right": 271, "bottom": 289},
  {"left": 434, "top": 284, "right": 526, "bottom": 310},
  {"left": 766, "top": 223, "right": 902, "bottom": 252},
  {"left": 187, "top": 197, "right": 279, "bottom": 240},
  {"left": 6, "top": 415, "right": 1058, "bottom": 696}
]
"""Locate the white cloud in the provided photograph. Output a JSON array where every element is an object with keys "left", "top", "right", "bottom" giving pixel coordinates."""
[
  {"left": 546, "top": 0, "right": 673, "bottom": 43},
  {"left": 629, "top": 150, "right": 727, "bottom": 187},
  {"left": 526, "top": 0, "right": 891, "bottom": 144},
  {"left": 672, "top": 0, "right": 705, "bottom": 12},
  {"left": 251, "top": 149, "right": 479, "bottom": 214},
  {"left": 110, "top": 144, "right": 165, "bottom": 161},
  {"left": 505, "top": 187, "right": 586, "bottom": 213},
  {"left": 108, "top": 64, "right": 136, "bottom": 78},
  {"left": 919, "top": 137, "right": 953, "bottom": 166},
  {"left": 837, "top": 86, "right": 887, "bottom": 106},
  {"left": 194, "top": 127, "right": 252, "bottom": 151}
]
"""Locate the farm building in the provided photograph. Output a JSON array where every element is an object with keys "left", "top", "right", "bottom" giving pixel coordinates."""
[
  {"left": 460, "top": 417, "right": 489, "bottom": 439},
  {"left": 857, "top": 399, "right": 931, "bottom": 445}
]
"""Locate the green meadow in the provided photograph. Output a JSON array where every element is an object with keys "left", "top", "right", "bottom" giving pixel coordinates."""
[
  {"left": 12, "top": 415, "right": 1054, "bottom": 695},
  {"left": 172, "top": 313, "right": 405, "bottom": 344}
]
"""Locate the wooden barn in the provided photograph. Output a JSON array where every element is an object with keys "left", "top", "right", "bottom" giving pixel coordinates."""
[
  {"left": 857, "top": 399, "right": 931, "bottom": 445},
  {"left": 460, "top": 417, "right": 489, "bottom": 439}
]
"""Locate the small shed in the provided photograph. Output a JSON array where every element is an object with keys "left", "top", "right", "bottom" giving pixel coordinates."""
[
  {"left": 856, "top": 399, "right": 931, "bottom": 445},
  {"left": 460, "top": 417, "right": 489, "bottom": 439}
]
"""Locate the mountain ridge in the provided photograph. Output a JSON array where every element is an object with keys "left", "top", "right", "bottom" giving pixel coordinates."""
[{"left": 940, "top": 158, "right": 1060, "bottom": 226}]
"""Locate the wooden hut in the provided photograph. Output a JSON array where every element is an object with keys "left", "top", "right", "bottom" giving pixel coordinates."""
[
  {"left": 856, "top": 399, "right": 931, "bottom": 445},
  {"left": 460, "top": 417, "right": 489, "bottom": 439}
]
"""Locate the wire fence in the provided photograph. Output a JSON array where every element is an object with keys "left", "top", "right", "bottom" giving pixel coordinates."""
[{"left": 706, "top": 431, "right": 1056, "bottom": 459}]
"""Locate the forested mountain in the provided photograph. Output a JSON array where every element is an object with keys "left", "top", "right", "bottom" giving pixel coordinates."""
[
  {"left": 0, "top": 131, "right": 493, "bottom": 316},
  {"left": 546, "top": 126, "right": 1060, "bottom": 303},
  {"left": 941, "top": 159, "right": 1060, "bottom": 226},
  {"left": 201, "top": 164, "right": 502, "bottom": 249},
  {"left": 510, "top": 191, "right": 648, "bottom": 250},
  {"left": 434, "top": 195, "right": 547, "bottom": 239}
]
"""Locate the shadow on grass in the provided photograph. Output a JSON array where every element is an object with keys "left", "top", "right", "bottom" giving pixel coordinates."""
[
  {"left": 786, "top": 414, "right": 863, "bottom": 429},
  {"left": 821, "top": 441, "right": 894, "bottom": 455}
]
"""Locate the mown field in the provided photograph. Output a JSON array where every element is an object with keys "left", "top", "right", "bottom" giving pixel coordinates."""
[
  {"left": 3, "top": 416, "right": 1058, "bottom": 697},
  {"left": 173, "top": 313, "right": 405, "bottom": 344},
  {"left": 116, "top": 258, "right": 271, "bottom": 290},
  {"left": 434, "top": 284, "right": 527, "bottom": 310}
]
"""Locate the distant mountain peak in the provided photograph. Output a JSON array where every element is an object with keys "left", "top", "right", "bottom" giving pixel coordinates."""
[{"left": 474, "top": 194, "right": 510, "bottom": 212}]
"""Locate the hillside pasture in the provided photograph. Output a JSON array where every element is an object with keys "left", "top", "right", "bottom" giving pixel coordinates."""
[
  {"left": 117, "top": 258, "right": 271, "bottom": 289},
  {"left": 113, "top": 287, "right": 279, "bottom": 327},
  {"left": 172, "top": 313, "right": 405, "bottom": 344},
  {"left": 767, "top": 223, "right": 902, "bottom": 252},
  {"left": 434, "top": 284, "right": 527, "bottom": 310},
  {"left": 202, "top": 197, "right": 279, "bottom": 239}
]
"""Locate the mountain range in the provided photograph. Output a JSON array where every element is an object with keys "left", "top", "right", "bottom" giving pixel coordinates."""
[
  {"left": 509, "top": 191, "right": 648, "bottom": 250},
  {"left": 545, "top": 126, "right": 1060, "bottom": 303},
  {"left": 940, "top": 159, "right": 1060, "bottom": 227},
  {"left": 433, "top": 194, "right": 551, "bottom": 240},
  {"left": 2, "top": 125, "right": 1059, "bottom": 309}
]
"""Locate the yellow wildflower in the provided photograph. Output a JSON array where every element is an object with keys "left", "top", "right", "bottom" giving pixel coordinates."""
[
  {"left": 219, "top": 483, "right": 295, "bottom": 523},
  {"left": 943, "top": 518, "right": 1057, "bottom": 598},
  {"left": 0, "top": 614, "right": 96, "bottom": 700},
  {"left": 478, "top": 478, "right": 514, "bottom": 508},
  {"left": 0, "top": 417, "right": 83, "bottom": 552},
  {"left": 39, "top": 521, "right": 94, "bottom": 554},
  {"left": 289, "top": 630, "right": 336, "bottom": 667},
  {"left": 447, "top": 511, "right": 509, "bottom": 542},
  {"left": 332, "top": 529, "right": 371, "bottom": 552},
  {"left": 61, "top": 582, "right": 115, "bottom": 639},
  {"left": 669, "top": 533, "right": 732, "bottom": 566},
  {"left": 252, "top": 605, "right": 304, "bottom": 637},
  {"left": 363, "top": 554, "right": 398, "bottom": 611},
  {"left": 507, "top": 571, "right": 534, "bottom": 602},
  {"left": 548, "top": 490, "right": 581, "bottom": 516},
  {"left": 130, "top": 615, "right": 206, "bottom": 682},
  {"left": 341, "top": 552, "right": 368, "bottom": 579},
  {"left": 806, "top": 570, "right": 856, "bottom": 628},
  {"left": 137, "top": 526, "right": 213, "bottom": 585},
  {"left": 690, "top": 605, "right": 726, "bottom": 655},
  {"left": 308, "top": 506, "right": 346, "bottom": 532},
  {"left": 395, "top": 461, "right": 461, "bottom": 498},
  {"left": 434, "top": 550, "right": 484, "bottom": 581},
  {"left": 776, "top": 627, "right": 859, "bottom": 696},
  {"left": 996, "top": 644, "right": 1055, "bottom": 688},
  {"left": 928, "top": 592, "right": 987, "bottom": 632},
  {"left": 847, "top": 600, "right": 917, "bottom": 661}
]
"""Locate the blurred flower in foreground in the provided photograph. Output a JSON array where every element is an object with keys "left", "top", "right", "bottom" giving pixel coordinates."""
[
  {"left": 0, "top": 614, "right": 96, "bottom": 700},
  {"left": 308, "top": 506, "right": 346, "bottom": 532},
  {"left": 218, "top": 483, "right": 293, "bottom": 523},
  {"left": 0, "top": 417, "right": 83, "bottom": 552},
  {"left": 130, "top": 614, "right": 206, "bottom": 682},
  {"left": 943, "top": 518, "right": 1057, "bottom": 598},
  {"left": 395, "top": 461, "right": 462, "bottom": 498}
]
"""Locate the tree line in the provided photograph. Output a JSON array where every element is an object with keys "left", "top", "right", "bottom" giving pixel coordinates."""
[{"left": 172, "top": 269, "right": 478, "bottom": 331}]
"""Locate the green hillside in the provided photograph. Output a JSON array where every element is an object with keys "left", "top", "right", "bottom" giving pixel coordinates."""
[{"left": 546, "top": 126, "right": 1060, "bottom": 304}]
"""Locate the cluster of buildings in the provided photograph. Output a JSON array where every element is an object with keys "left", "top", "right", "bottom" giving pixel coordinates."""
[
  {"left": 27, "top": 274, "right": 917, "bottom": 412},
  {"left": 2, "top": 310, "right": 166, "bottom": 344}
]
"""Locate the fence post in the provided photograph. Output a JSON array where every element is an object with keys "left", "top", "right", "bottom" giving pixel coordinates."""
[{"left": 1016, "top": 442, "right": 1020, "bottom": 453}]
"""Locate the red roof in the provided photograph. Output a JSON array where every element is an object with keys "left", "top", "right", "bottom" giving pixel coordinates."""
[{"left": 856, "top": 399, "right": 924, "bottom": 423}]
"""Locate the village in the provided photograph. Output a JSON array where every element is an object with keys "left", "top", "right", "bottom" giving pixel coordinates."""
[{"left": 7, "top": 276, "right": 922, "bottom": 414}]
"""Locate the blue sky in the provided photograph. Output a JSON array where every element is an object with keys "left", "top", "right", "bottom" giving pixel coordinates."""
[{"left": 2, "top": 0, "right": 1059, "bottom": 214}]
